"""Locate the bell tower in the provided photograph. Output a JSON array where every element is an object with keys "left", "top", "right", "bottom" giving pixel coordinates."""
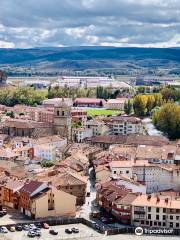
[{"left": 53, "top": 99, "right": 71, "bottom": 141}]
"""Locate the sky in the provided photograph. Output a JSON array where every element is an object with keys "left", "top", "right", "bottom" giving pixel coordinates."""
[{"left": 0, "top": 0, "right": 180, "bottom": 48}]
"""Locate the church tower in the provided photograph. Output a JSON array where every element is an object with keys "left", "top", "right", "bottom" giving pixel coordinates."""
[{"left": 53, "top": 99, "right": 71, "bottom": 141}]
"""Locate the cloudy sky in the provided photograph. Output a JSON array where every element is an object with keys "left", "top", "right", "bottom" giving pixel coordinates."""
[{"left": 0, "top": 0, "right": 180, "bottom": 48}]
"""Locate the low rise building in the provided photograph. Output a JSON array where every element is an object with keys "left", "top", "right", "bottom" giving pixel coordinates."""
[
  {"left": 71, "top": 109, "right": 87, "bottom": 126},
  {"left": 19, "top": 180, "right": 76, "bottom": 219},
  {"left": 85, "top": 120, "right": 109, "bottom": 136},
  {"left": 34, "top": 145, "right": 56, "bottom": 161},
  {"left": 105, "top": 98, "right": 128, "bottom": 110},
  {"left": 72, "top": 128, "right": 93, "bottom": 143},
  {"left": 74, "top": 98, "right": 105, "bottom": 107}
]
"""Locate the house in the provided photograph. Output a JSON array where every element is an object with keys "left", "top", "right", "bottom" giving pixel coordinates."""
[
  {"left": 74, "top": 98, "right": 105, "bottom": 107},
  {"left": 72, "top": 128, "right": 93, "bottom": 143},
  {"left": 32, "top": 135, "right": 67, "bottom": 150},
  {"left": 3, "top": 180, "right": 24, "bottom": 209},
  {"left": 71, "top": 109, "right": 87, "bottom": 126},
  {"left": 131, "top": 192, "right": 180, "bottom": 229},
  {"left": 112, "top": 192, "right": 139, "bottom": 224},
  {"left": 105, "top": 98, "right": 128, "bottom": 110},
  {"left": 37, "top": 172, "right": 87, "bottom": 205},
  {"left": 85, "top": 120, "right": 109, "bottom": 136},
  {"left": 0, "top": 134, "right": 9, "bottom": 147},
  {"left": 13, "top": 146, "right": 34, "bottom": 159},
  {"left": 19, "top": 180, "right": 76, "bottom": 219},
  {"left": 0, "top": 148, "right": 19, "bottom": 161}
]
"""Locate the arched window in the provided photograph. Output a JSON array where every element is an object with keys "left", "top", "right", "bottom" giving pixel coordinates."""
[
  {"left": 62, "top": 111, "right": 65, "bottom": 116},
  {"left": 57, "top": 110, "right": 59, "bottom": 116}
]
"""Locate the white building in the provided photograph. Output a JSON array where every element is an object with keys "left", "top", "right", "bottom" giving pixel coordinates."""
[
  {"left": 107, "top": 116, "right": 143, "bottom": 135},
  {"left": 72, "top": 128, "right": 93, "bottom": 143},
  {"left": 34, "top": 145, "right": 56, "bottom": 161},
  {"left": 85, "top": 120, "right": 110, "bottom": 136},
  {"left": 110, "top": 161, "right": 180, "bottom": 193}
]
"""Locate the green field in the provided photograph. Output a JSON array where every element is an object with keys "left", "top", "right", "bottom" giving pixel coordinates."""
[{"left": 86, "top": 109, "right": 121, "bottom": 116}]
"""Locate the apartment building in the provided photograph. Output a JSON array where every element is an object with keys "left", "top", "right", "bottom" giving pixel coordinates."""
[
  {"left": 107, "top": 116, "right": 143, "bottom": 135},
  {"left": 131, "top": 193, "right": 180, "bottom": 229}
]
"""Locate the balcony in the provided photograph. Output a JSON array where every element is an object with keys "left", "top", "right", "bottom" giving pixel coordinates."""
[{"left": 134, "top": 211, "right": 145, "bottom": 215}]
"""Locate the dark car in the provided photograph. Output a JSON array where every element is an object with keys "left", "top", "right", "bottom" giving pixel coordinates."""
[
  {"left": 16, "top": 225, "right": 23, "bottom": 231},
  {"left": 65, "top": 228, "right": 72, "bottom": 234},
  {"left": 49, "top": 229, "right": 58, "bottom": 235},
  {"left": 35, "top": 223, "right": 42, "bottom": 228},
  {"left": 0, "top": 212, "right": 4, "bottom": 217},
  {"left": 71, "top": 228, "right": 79, "bottom": 233}
]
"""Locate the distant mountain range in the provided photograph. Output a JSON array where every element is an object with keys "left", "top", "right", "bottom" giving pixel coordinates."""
[{"left": 0, "top": 47, "right": 180, "bottom": 74}]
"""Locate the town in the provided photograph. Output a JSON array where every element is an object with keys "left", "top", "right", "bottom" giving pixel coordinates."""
[{"left": 0, "top": 69, "right": 179, "bottom": 239}]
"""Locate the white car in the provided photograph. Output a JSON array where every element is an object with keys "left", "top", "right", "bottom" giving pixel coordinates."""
[{"left": 0, "top": 227, "right": 8, "bottom": 233}]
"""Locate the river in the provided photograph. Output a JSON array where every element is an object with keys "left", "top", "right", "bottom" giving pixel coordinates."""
[{"left": 142, "top": 118, "right": 165, "bottom": 137}]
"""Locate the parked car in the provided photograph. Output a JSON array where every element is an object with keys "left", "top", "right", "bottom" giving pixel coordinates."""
[
  {"left": 23, "top": 225, "right": 29, "bottom": 231},
  {"left": 71, "top": 227, "right": 79, "bottom": 233},
  {"left": 42, "top": 223, "right": 49, "bottom": 229},
  {"left": 49, "top": 229, "right": 58, "bottom": 235},
  {"left": 2, "top": 208, "right": 7, "bottom": 215},
  {"left": 9, "top": 226, "right": 15, "bottom": 232},
  {"left": 0, "top": 227, "right": 8, "bottom": 233},
  {"left": 35, "top": 223, "right": 42, "bottom": 228},
  {"left": 27, "top": 231, "right": 36, "bottom": 238},
  {"left": 16, "top": 225, "right": 23, "bottom": 231},
  {"left": 35, "top": 229, "right": 41, "bottom": 237},
  {"left": 65, "top": 228, "right": 72, "bottom": 234},
  {"left": 29, "top": 224, "right": 36, "bottom": 229}
]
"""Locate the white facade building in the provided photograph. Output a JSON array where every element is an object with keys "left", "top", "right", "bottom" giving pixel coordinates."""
[
  {"left": 34, "top": 145, "right": 56, "bottom": 161},
  {"left": 108, "top": 116, "right": 143, "bottom": 135}
]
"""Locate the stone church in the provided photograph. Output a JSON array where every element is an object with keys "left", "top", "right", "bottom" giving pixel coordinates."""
[{"left": 1, "top": 99, "right": 72, "bottom": 141}]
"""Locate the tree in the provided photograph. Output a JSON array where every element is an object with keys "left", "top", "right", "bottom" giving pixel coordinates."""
[
  {"left": 152, "top": 103, "right": 180, "bottom": 139},
  {"left": 6, "top": 111, "right": 15, "bottom": 118},
  {"left": 124, "top": 99, "right": 133, "bottom": 115},
  {"left": 133, "top": 95, "right": 148, "bottom": 117},
  {"left": 146, "top": 95, "right": 155, "bottom": 115}
]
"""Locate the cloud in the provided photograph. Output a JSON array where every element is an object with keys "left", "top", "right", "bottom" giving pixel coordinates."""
[{"left": 0, "top": 0, "right": 179, "bottom": 48}]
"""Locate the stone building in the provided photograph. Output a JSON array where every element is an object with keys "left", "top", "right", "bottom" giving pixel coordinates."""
[{"left": 53, "top": 99, "right": 71, "bottom": 141}]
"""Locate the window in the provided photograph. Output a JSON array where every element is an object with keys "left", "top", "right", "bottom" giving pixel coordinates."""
[
  {"left": 156, "top": 215, "right": 159, "bottom": 220},
  {"left": 148, "top": 214, "right": 151, "bottom": 220},
  {"left": 170, "top": 215, "right": 173, "bottom": 220},
  {"left": 176, "top": 216, "right": 179, "bottom": 220},
  {"left": 158, "top": 222, "right": 161, "bottom": 226},
  {"left": 62, "top": 111, "right": 64, "bottom": 116},
  {"left": 148, "top": 207, "right": 151, "bottom": 212},
  {"left": 114, "top": 171, "right": 117, "bottom": 174},
  {"left": 163, "top": 208, "right": 166, "bottom": 213},
  {"left": 163, "top": 222, "right": 166, "bottom": 227},
  {"left": 176, "top": 223, "right": 179, "bottom": 228},
  {"left": 57, "top": 110, "right": 59, "bottom": 116},
  {"left": 126, "top": 170, "right": 129, "bottom": 174},
  {"left": 156, "top": 208, "right": 159, "bottom": 213},
  {"left": 154, "top": 222, "right": 157, "bottom": 226},
  {"left": 163, "top": 215, "right": 166, "bottom": 220}
]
